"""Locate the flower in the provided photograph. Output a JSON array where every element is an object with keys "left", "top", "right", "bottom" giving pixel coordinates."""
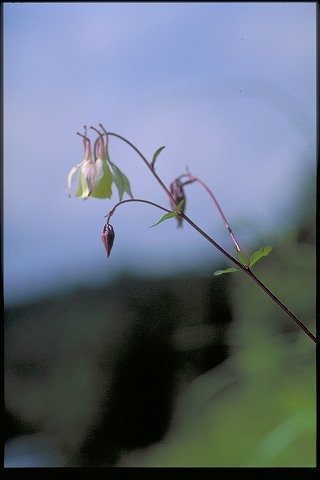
[
  {"left": 169, "top": 179, "right": 185, "bottom": 228},
  {"left": 101, "top": 223, "right": 115, "bottom": 258},
  {"left": 67, "top": 126, "right": 112, "bottom": 199}
]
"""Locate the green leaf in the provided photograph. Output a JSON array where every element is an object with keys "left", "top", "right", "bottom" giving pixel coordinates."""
[
  {"left": 149, "top": 211, "right": 177, "bottom": 228},
  {"left": 214, "top": 268, "right": 239, "bottom": 276},
  {"left": 149, "top": 199, "right": 184, "bottom": 228},
  {"left": 109, "top": 161, "right": 133, "bottom": 201},
  {"left": 151, "top": 146, "right": 165, "bottom": 169},
  {"left": 109, "top": 162, "right": 124, "bottom": 200},
  {"left": 249, "top": 246, "right": 273, "bottom": 268},
  {"left": 237, "top": 249, "right": 249, "bottom": 267},
  {"left": 122, "top": 172, "right": 133, "bottom": 199}
]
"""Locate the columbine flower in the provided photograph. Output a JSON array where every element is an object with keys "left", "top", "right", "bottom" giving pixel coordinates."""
[
  {"left": 67, "top": 126, "right": 112, "bottom": 199},
  {"left": 101, "top": 223, "right": 115, "bottom": 258},
  {"left": 169, "top": 179, "right": 185, "bottom": 228}
]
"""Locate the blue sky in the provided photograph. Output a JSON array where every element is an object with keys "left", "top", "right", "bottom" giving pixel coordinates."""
[{"left": 4, "top": 2, "right": 316, "bottom": 304}]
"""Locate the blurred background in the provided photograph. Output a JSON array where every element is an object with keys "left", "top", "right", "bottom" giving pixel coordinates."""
[{"left": 4, "top": 2, "right": 316, "bottom": 468}]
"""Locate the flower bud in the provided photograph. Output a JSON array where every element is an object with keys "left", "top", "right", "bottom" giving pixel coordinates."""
[
  {"left": 101, "top": 223, "right": 115, "bottom": 258},
  {"left": 169, "top": 179, "right": 185, "bottom": 228}
]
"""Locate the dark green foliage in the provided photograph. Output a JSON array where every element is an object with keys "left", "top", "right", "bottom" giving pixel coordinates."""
[
  {"left": 5, "top": 274, "right": 232, "bottom": 466},
  {"left": 119, "top": 212, "right": 316, "bottom": 467}
]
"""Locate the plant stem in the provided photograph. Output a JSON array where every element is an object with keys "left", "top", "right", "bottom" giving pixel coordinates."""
[
  {"left": 105, "top": 198, "right": 172, "bottom": 223},
  {"left": 182, "top": 172, "right": 242, "bottom": 252},
  {"left": 104, "top": 130, "right": 316, "bottom": 344},
  {"left": 180, "top": 212, "right": 243, "bottom": 267},
  {"left": 180, "top": 212, "right": 316, "bottom": 343},
  {"left": 245, "top": 269, "right": 317, "bottom": 343},
  {"left": 103, "top": 129, "right": 177, "bottom": 207}
]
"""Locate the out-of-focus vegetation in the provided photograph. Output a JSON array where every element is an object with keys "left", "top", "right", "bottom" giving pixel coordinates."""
[
  {"left": 120, "top": 237, "right": 315, "bottom": 467},
  {"left": 5, "top": 272, "right": 232, "bottom": 466},
  {"left": 5, "top": 177, "right": 316, "bottom": 467},
  {"left": 119, "top": 176, "right": 316, "bottom": 467}
]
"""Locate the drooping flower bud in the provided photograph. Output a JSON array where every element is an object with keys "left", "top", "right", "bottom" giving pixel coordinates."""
[
  {"left": 101, "top": 223, "right": 115, "bottom": 258},
  {"left": 169, "top": 179, "right": 185, "bottom": 228}
]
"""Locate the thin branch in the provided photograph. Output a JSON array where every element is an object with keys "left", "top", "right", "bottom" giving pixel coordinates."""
[
  {"left": 181, "top": 211, "right": 316, "bottom": 343},
  {"left": 246, "top": 269, "right": 316, "bottom": 343},
  {"left": 102, "top": 128, "right": 178, "bottom": 208},
  {"left": 102, "top": 130, "right": 316, "bottom": 344},
  {"left": 105, "top": 198, "right": 172, "bottom": 223},
  {"left": 181, "top": 172, "right": 242, "bottom": 252}
]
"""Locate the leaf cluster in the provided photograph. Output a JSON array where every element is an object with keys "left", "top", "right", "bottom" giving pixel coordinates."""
[{"left": 214, "top": 246, "right": 272, "bottom": 275}]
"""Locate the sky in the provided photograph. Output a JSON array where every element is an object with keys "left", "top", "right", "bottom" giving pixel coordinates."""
[{"left": 3, "top": 2, "right": 316, "bottom": 305}]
